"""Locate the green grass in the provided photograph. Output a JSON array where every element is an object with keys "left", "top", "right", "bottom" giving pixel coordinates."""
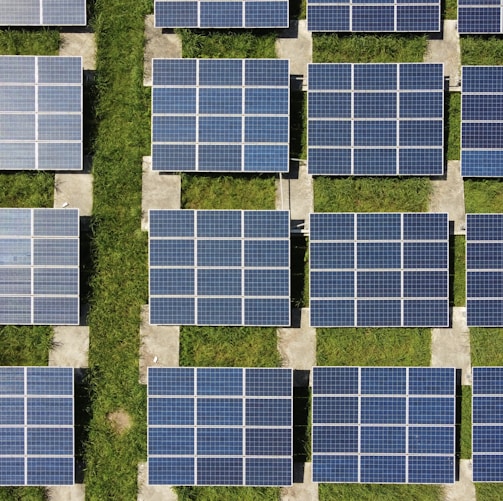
[
  {"left": 178, "top": 29, "right": 277, "bottom": 58},
  {"left": 317, "top": 328, "right": 432, "bottom": 366},
  {"left": 319, "top": 484, "right": 441, "bottom": 501},
  {"left": 0, "top": 173, "right": 54, "bottom": 208},
  {"left": 464, "top": 179, "right": 503, "bottom": 213},
  {"left": 476, "top": 484, "right": 503, "bottom": 501},
  {"left": 460, "top": 386, "right": 471, "bottom": 460},
  {"left": 446, "top": 92, "right": 460, "bottom": 161},
  {"left": 462, "top": 36, "right": 503, "bottom": 65},
  {"left": 471, "top": 328, "right": 503, "bottom": 366},
  {"left": 444, "top": 0, "right": 457, "bottom": 19},
  {"left": 0, "top": 29, "right": 59, "bottom": 55},
  {"left": 312, "top": 34, "right": 428, "bottom": 63},
  {"left": 181, "top": 174, "right": 276, "bottom": 210},
  {"left": 0, "top": 488, "right": 48, "bottom": 501},
  {"left": 177, "top": 486, "right": 280, "bottom": 501},
  {"left": 452, "top": 236, "right": 465, "bottom": 307},
  {"left": 0, "top": 327, "right": 52, "bottom": 366},
  {"left": 314, "top": 177, "right": 431, "bottom": 212}
]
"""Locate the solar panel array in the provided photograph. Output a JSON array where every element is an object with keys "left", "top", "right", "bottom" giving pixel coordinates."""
[
  {"left": 0, "top": 0, "right": 86, "bottom": 26},
  {"left": 466, "top": 214, "right": 503, "bottom": 326},
  {"left": 149, "top": 210, "right": 290, "bottom": 326},
  {"left": 154, "top": 0, "right": 288, "bottom": 28},
  {"left": 461, "top": 66, "right": 503, "bottom": 177},
  {"left": 0, "top": 367, "right": 74, "bottom": 485},
  {"left": 309, "top": 213, "right": 449, "bottom": 327},
  {"left": 307, "top": 0, "right": 440, "bottom": 32},
  {"left": 312, "top": 367, "right": 456, "bottom": 484},
  {"left": 458, "top": 1, "right": 503, "bottom": 33},
  {"left": 307, "top": 63, "right": 444, "bottom": 176},
  {"left": 148, "top": 367, "right": 292, "bottom": 486},
  {"left": 0, "top": 208, "right": 80, "bottom": 325},
  {"left": 0, "top": 56, "right": 82, "bottom": 171},
  {"left": 152, "top": 59, "right": 289, "bottom": 173}
]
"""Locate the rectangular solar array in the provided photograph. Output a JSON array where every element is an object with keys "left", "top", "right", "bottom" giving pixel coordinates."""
[
  {"left": 309, "top": 213, "right": 449, "bottom": 327},
  {"left": 312, "top": 367, "right": 456, "bottom": 484},
  {"left": 307, "top": 0, "right": 440, "bottom": 32},
  {"left": 152, "top": 59, "right": 289, "bottom": 173},
  {"left": 458, "top": 1, "right": 503, "bottom": 33},
  {"left": 0, "top": 208, "right": 80, "bottom": 325},
  {"left": 148, "top": 367, "right": 292, "bottom": 486},
  {"left": 473, "top": 367, "right": 503, "bottom": 481},
  {"left": 0, "top": 56, "right": 82, "bottom": 171},
  {"left": 466, "top": 214, "right": 503, "bottom": 326},
  {"left": 149, "top": 210, "right": 290, "bottom": 326},
  {"left": 461, "top": 67, "right": 503, "bottom": 177},
  {"left": 0, "top": 367, "right": 74, "bottom": 485},
  {"left": 154, "top": 0, "right": 288, "bottom": 28},
  {"left": 0, "top": 0, "right": 86, "bottom": 26},
  {"left": 308, "top": 63, "right": 444, "bottom": 176}
]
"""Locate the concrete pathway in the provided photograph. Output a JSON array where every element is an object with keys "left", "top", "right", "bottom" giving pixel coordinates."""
[
  {"left": 47, "top": 484, "right": 85, "bottom": 501},
  {"left": 429, "top": 161, "right": 466, "bottom": 235},
  {"left": 444, "top": 460, "right": 477, "bottom": 501},
  {"left": 138, "top": 462, "right": 178, "bottom": 501},
  {"left": 431, "top": 307, "right": 471, "bottom": 385},
  {"left": 60, "top": 31, "right": 96, "bottom": 71},
  {"left": 281, "top": 463, "right": 319, "bottom": 501},
  {"left": 143, "top": 15, "right": 182, "bottom": 86},
  {"left": 424, "top": 20, "right": 461, "bottom": 88},
  {"left": 141, "top": 156, "right": 181, "bottom": 230},
  {"left": 54, "top": 158, "right": 93, "bottom": 216},
  {"left": 49, "top": 325, "right": 89, "bottom": 368},
  {"left": 139, "top": 305, "right": 180, "bottom": 384}
]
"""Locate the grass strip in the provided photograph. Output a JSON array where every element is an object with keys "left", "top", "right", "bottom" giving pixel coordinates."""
[
  {"left": 459, "top": 385, "right": 471, "bottom": 460},
  {"left": 446, "top": 92, "right": 460, "bottom": 161},
  {"left": 471, "top": 328, "right": 503, "bottom": 366},
  {"left": 319, "top": 484, "right": 441, "bottom": 501},
  {"left": 452, "top": 236, "right": 465, "bottom": 308},
  {"left": 461, "top": 36, "right": 503, "bottom": 65},
  {"left": 464, "top": 179, "right": 503, "bottom": 213}
]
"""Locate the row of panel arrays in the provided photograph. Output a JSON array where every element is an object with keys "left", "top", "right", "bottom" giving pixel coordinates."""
[
  {"left": 307, "top": 63, "right": 444, "bottom": 176},
  {"left": 458, "top": 1, "right": 503, "bottom": 33},
  {"left": 0, "top": 209, "right": 79, "bottom": 325},
  {"left": 309, "top": 213, "right": 449, "bottom": 327},
  {"left": 148, "top": 367, "right": 292, "bottom": 486},
  {"left": 0, "top": 367, "right": 74, "bottom": 486},
  {"left": 0, "top": 0, "right": 86, "bottom": 26},
  {"left": 466, "top": 214, "right": 503, "bottom": 326},
  {"left": 312, "top": 367, "right": 456, "bottom": 484},
  {"left": 149, "top": 210, "right": 290, "bottom": 326},
  {"left": 152, "top": 59, "right": 289, "bottom": 173},
  {"left": 307, "top": 0, "right": 440, "bottom": 32},
  {"left": 0, "top": 56, "right": 83, "bottom": 171},
  {"left": 461, "top": 66, "right": 503, "bottom": 177},
  {"left": 155, "top": 0, "right": 288, "bottom": 27}
]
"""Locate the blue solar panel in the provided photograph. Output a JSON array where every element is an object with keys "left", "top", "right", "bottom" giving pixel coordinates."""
[
  {"left": 0, "top": 367, "right": 74, "bottom": 485},
  {"left": 461, "top": 67, "right": 503, "bottom": 176},
  {"left": 147, "top": 367, "right": 292, "bottom": 486},
  {"left": 152, "top": 59, "right": 289, "bottom": 173},
  {"left": 0, "top": 0, "right": 86, "bottom": 26},
  {"left": 308, "top": 63, "right": 444, "bottom": 176},
  {"left": 0, "top": 209, "right": 79, "bottom": 326},
  {"left": 307, "top": 0, "right": 440, "bottom": 31},
  {"left": 149, "top": 210, "right": 290, "bottom": 326},
  {"left": 309, "top": 212, "right": 449, "bottom": 327},
  {"left": 466, "top": 214, "right": 503, "bottom": 326},
  {"left": 458, "top": 0, "right": 503, "bottom": 33},
  {"left": 154, "top": 0, "right": 288, "bottom": 27},
  {"left": 472, "top": 367, "right": 503, "bottom": 481},
  {"left": 312, "top": 367, "right": 455, "bottom": 484}
]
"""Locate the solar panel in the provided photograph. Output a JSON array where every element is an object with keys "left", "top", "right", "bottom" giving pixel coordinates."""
[
  {"left": 0, "top": 367, "right": 74, "bottom": 485},
  {"left": 461, "top": 67, "right": 503, "bottom": 177},
  {"left": 458, "top": 1, "right": 503, "bottom": 33},
  {"left": 309, "top": 213, "right": 449, "bottom": 327},
  {"left": 0, "top": 56, "right": 82, "bottom": 171},
  {"left": 466, "top": 214, "right": 503, "bottom": 326},
  {"left": 0, "top": 0, "right": 86, "bottom": 26},
  {"left": 149, "top": 210, "right": 290, "bottom": 326},
  {"left": 0, "top": 208, "right": 79, "bottom": 325},
  {"left": 312, "top": 367, "right": 455, "bottom": 484},
  {"left": 307, "top": 63, "right": 444, "bottom": 176},
  {"left": 151, "top": 59, "right": 289, "bottom": 173},
  {"left": 307, "top": 0, "right": 440, "bottom": 32},
  {"left": 148, "top": 367, "right": 292, "bottom": 486},
  {"left": 154, "top": 0, "right": 288, "bottom": 28},
  {"left": 472, "top": 367, "right": 503, "bottom": 481}
]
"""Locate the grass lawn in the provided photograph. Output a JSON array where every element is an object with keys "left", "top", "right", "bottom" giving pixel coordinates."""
[
  {"left": 471, "top": 328, "right": 503, "bottom": 366},
  {"left": 446, "top": 92, "right": 460, "bottom": 161},
  {"left": 177, "top": 486, "right": 280, "bottom": 501},
  {"left": 461, "top": 36, "right": 503, "bottom": 65},
  {"left": 460, "top": 386, "right": 471, "bottom": 460},
  {"left": 464, "top": 179, "right": 503, "bottom": 213},
  {"left": 319, "top": 484, "right": 441, "bottom": 501},
  {"left": 452, "top": 236, "right": 465, "bottom": 307}
]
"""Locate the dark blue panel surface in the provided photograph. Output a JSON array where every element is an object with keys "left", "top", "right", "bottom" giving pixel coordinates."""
[
  {"left": 361, "top": 368, "right": 406, "bottom": 395},
  {"left": 149, "top": 457, "right": 195, "bottom": 485},
  {"left": 313, "top": 425, "right": 359, "bottom": 453},
  {"left": 245, "top": 458, "right": 292, "bottom": 486},
  {"left": 197, "top": 457, "right": 243, "bottom": 485},
  {"left": 197, "top": 428, "right": 242, "bottom": 455},
  {"left": 197, "top": 368, "right": 243, "bottom": 396},
  {"left": 408, "top": 456, "right": 454, "bottom": 483},
  {"left": 313, "top": 367, "right": 359, "bottom": 395},
  {"left": 312, "top": 455, "right": 358, "bottom": 483},
  {"left": 360, "top": 456, "right": 406, "bottom": 483},
  {"left": 149, "top": 398, "right": 194, "bottom": 425}
]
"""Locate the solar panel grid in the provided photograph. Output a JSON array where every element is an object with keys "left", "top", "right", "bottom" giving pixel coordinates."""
[
  {"left": 461, "top": 66, "right": 503, "bottom": 177},
  {"left": 458, "top": 0, "right": 503, "bottom": 33},
  {"left": 307, "top": 63, "right": 444, "bottom": 176},
  {"left": 0, "top": 56, "right": 83, "bottom": 171},
  {"left": 0, "top": 0, "right": 86, "bottom": 26},
  {"left": 149, "top": 210, "right": 290, "bottom": 326},
  {"left": 0, "top": 208, "right": 80, "bottom": 325},
  {"left": 147, "top": 367, "right": 292, "bottom": 486},
  {"left": 0, "top": 367, "right": 74, "bottom": 486},
  {"left": 309, "top": 212, "right": 449, "bottom": 327},
  {"left": 312, "top": 367, "right": 456, "bottom": 484},
  {"left": 151, "top": 59, "right": 289, "bottom": 173}
]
